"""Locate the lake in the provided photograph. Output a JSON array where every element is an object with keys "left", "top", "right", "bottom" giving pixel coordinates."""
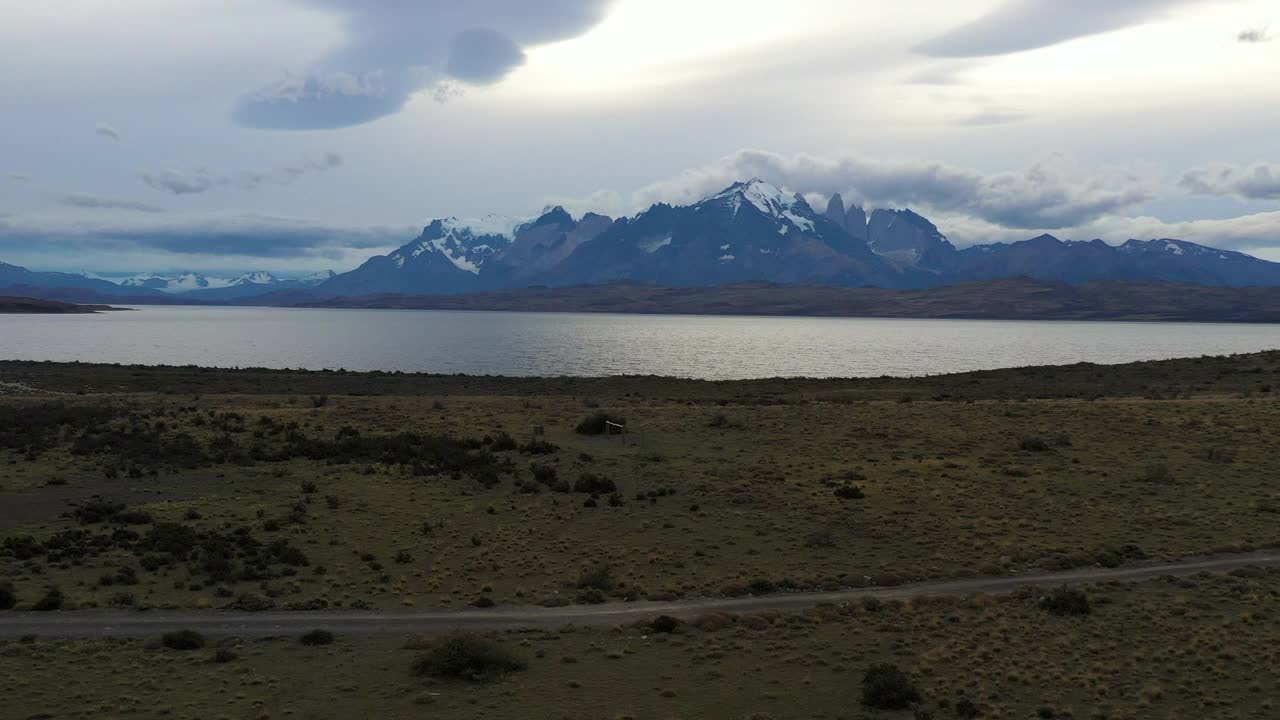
[{"left": 3, "top": 306, "right": 1280, "bottom": 379}]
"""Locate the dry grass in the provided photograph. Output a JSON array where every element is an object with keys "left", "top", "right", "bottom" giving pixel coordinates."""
[{"left": 1, "top": 570, "right": 1276, "bottom": 719}]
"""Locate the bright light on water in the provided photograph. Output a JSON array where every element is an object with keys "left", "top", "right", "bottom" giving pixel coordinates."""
[{"left": 4, "top": 306, "right": 1280, "bottom": 380}]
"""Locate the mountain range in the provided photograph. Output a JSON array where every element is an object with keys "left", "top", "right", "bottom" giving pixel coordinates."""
[
  {"left": 4, "top": 179, "right": 1280, "bottom": 304},
  {"left": 305, "top": 179, "right": 1280, "bottom": 297}
]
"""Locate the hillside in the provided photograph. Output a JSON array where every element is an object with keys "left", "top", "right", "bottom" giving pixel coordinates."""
[
  {"left": 0, "top": 296, "right": 124, "bottom": 314},
  {"left": 300, "top": 278, "right": 1280, "bottom": 323}
]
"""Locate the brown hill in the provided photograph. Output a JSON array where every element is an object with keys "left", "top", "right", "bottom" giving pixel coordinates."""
[{"left": 301, "top": 278, "right": 1280, "bottom": 323}]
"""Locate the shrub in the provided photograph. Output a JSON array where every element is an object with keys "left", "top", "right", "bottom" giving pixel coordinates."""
[
  {"left": 862, "top": 663, "right": 922, "bottom": 710},
  {"left": 489, "top": 432, "right": 517, "bottom": 452},
  {"left": 32, "top": 587, "right": 63, "bottom": 612},
  {"left": 300, "top": 629, "right": 335, "bottom": 646},
  {"left": 519, "top": 439, "right": 559, "bottom": 455},
  {"left": 1040, "top": 586, "right": 1091, "bottom": 616},
  {"left": 1143, "top": 464, "right": 1174, "bottom": 484},
  {"left": 834, "top": 485, "right": 865, "bottom": 499},
  {"left": 411, "top": 634, "right": 525, "bottom": 682},
  {"left": 1019, "top": 436, "right": 1050, "bottom": 452},
  {"left": 162, "top": 630, "right": 206, "bottom": 651},
  {"left": 113, "top": 510, "right": 154, "bottom": 525},
  {"left": 575, "top": 413, "right": 625, "bottom": 436},
  {"left": 530, "top": 463, "right": 559, "bottom": 486},
  {"left": 0, "top": 583, "right": 15, "bottom": 610},
  {"left": 955, "top": 697, "right": 981, "bottom": 718},
  {"left": 574, "top": 588, "right": 607, "bottom": 604},
  {"left": 213, "top": 648, "right": 238, "bottom": 663},
  {"left": 573, "top": 473, "right": 616, "bottom": 495},
  {"left": 226, "top": 593, "right": 276, "bottom": 612},
  {"left": 650, "top": 615, "right": 681, "bottom": 634},
  {"left": 576, "top": 565, "right": 615, "bottom": 592}
]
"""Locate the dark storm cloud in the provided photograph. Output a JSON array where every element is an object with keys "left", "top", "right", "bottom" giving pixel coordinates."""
[
  {"left": 61, "top": 194, "right": 165, "bottom": 213},
  {"left": 1180, "top": 163, "right": 1280, "bottom": 200},
  {"left": 139, "top": 153, "right": 343, "bottom": 195},
  {"left": 634, "top": 150, "right": 1152, "bottom": 230},
  {"left": 916, "top": 0, "right": 1199, "bottom": 57},
  {"left": 444, "top": 29, "right": 527, "bottom": 84},
  {"left": 0, "top": 215, "right": 411, "bottom": 260},
  {"left": 235, "top": 0, "right": 613, "bottom": 130}
]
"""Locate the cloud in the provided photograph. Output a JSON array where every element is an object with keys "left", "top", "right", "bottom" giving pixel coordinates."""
[
  {"left": 94, "top": 123, "right": 120, "bottom": 141},
  {"left": 955, "top": 108, "right": 1030, "bottom": 126},
  {"left": 444, "top": 29, "right": 527, "bottom": 84},
  {"left": 916, "top": 0, "right": 1198, "bottom": 58},
  {"left": 1238, "top": 27, "right": 1270, "bottom": 43},
  {"left": 61, "top": 194, "right": 164, "bottom": 213},
  {"left": 0, "top": 213, "right": 411, "bottom": 268},
  {"left": 238, "top": 152, "right": 343, "bottom": 190},
  {"left": 625, "top": 149, "right": 1153, "bottom": 230},
  {"left": 235, "top": 0, "right": 613, "bottom": 130},
  {"left": 139, "top": 153, "right": 344, "bottom": 195},
  {"left": 1179, "top": 163, "right": 1280, "bottom": 200},
  {"left": 139, "top": 169, "right": 220, "bottom": 195},
  {"left": 6, "top": 173, "right": 31, "bottom": 182}
]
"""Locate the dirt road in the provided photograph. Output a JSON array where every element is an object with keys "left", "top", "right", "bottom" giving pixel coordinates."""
[{"left": 2, "top": 552, "right": 1275, "bottom": 639}]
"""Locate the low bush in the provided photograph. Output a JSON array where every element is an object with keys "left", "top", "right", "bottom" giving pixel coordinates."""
[
  {"left": 519, "top": 439, "right": 559, "bottom": 455},
  {"left": 576, "top": 565, "right": 615, "bottom": 592},
  {"left": 213, "top": 648, "right": 238, "bottom": 663},
  {"left": 31, "top": 587, "right": 63, "bottom": 612},
  {"left": 573, "top": 473, "right": 616, "bottom": 494},
  {"left": 411, "top": 633, "right": 525, "bottom": 682},
  {"left": 0, "top": 582, "right": 15, "bottom": 610},
  {"left": 162, "top": 630, "right": 206, "bottom": 651},
  {"left": 1019, "top": 436, "right": 1050, "bottom": 452},
  {"left": 834, "top": 485, "right": 865, "bottom": 499},
  {"left": 575, "top": 413, "right": 625, "bottom": 436},
  {"left": 862, "top": 663, "right": 922, "bottom": 710},
  {"left": 650, "top": 615, "right": 681, "bottom": 634},
  {"left": 1040, "top": 586, "right": 1091, "bottom": 616},
  {"left": 1143, "top": 464, "right": 1174, "bottom": 484},
  {"left": 299, "top": 629, "right": 335, "bottom": 646}
]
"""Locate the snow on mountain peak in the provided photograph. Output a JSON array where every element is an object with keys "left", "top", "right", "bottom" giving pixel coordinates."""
[
  {"left": 232, "top": 271, "right": 279, "bottom": 286},
  {"left": 392, "top": 215, "right": 524, "bottom": 275},
  {"left": 708, "top": 179, "right": 814, "bottom": 232},
  {"left": 441, "top": 214, "right": 525, "bottom": 241}
]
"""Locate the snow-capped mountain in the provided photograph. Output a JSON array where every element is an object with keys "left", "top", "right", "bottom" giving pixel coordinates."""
[
  {"left": 319, "top": 216, "right": 524, "bottom": 296},
  {"left": 120, "top": 272, "right": 233, "bottom": 293},
  {"left": 22, "top": 179, "right": 1276, "bottom": 303},
  {"left": 545, "top": 179, "right": 897, "bottom": 287},
  {"left": 305, "top": 178, "right": 1280, "bottom": 297},
  {"left": 231, "top": 271, "right": 279, "bottom": 286},
  {"left": 176, "top": 270, "right": 337, "bottom": 300},
  {"left": 0, "top": 262, "right": 163, "bottom": 297}
]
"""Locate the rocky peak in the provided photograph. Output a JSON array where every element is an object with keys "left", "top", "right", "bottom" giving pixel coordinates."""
[
  {"left": 825, "top": 193, "right": 847, "bottom": 230},
  {"left": 867, "top": 209, "right": 955, "bottom": 268}
]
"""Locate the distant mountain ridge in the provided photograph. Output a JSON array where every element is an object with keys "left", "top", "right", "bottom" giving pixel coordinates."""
[
  {"left": 306, "top": 179, "right": 1280, "bottom": 297},
  {"left": 5, "top": 179, "right": 1280, "bottom": 304}
]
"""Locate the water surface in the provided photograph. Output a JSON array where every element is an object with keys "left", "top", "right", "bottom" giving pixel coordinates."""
[{"left": 3, "top": 306, "right": 1278, "bottom": 379}]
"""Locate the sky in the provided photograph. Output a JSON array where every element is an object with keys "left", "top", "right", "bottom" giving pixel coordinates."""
[{"left": 1, "top": 0, "right": 1278, "bottom": 276}]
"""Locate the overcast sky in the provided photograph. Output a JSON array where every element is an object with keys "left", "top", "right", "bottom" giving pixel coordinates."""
[{"left": 1, "top": 0, "right": 1277, "bottom": 275}]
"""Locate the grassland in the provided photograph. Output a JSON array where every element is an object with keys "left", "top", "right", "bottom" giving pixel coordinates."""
[
  {"left": 2, "top": 568, "right": 1276, "bottom": 720},
  {"left": 1, "top": 354, "right": 1279, "bottom": 719},
  {"left": 1, "top": 354, "right": 1278, "bottom": 613}
]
